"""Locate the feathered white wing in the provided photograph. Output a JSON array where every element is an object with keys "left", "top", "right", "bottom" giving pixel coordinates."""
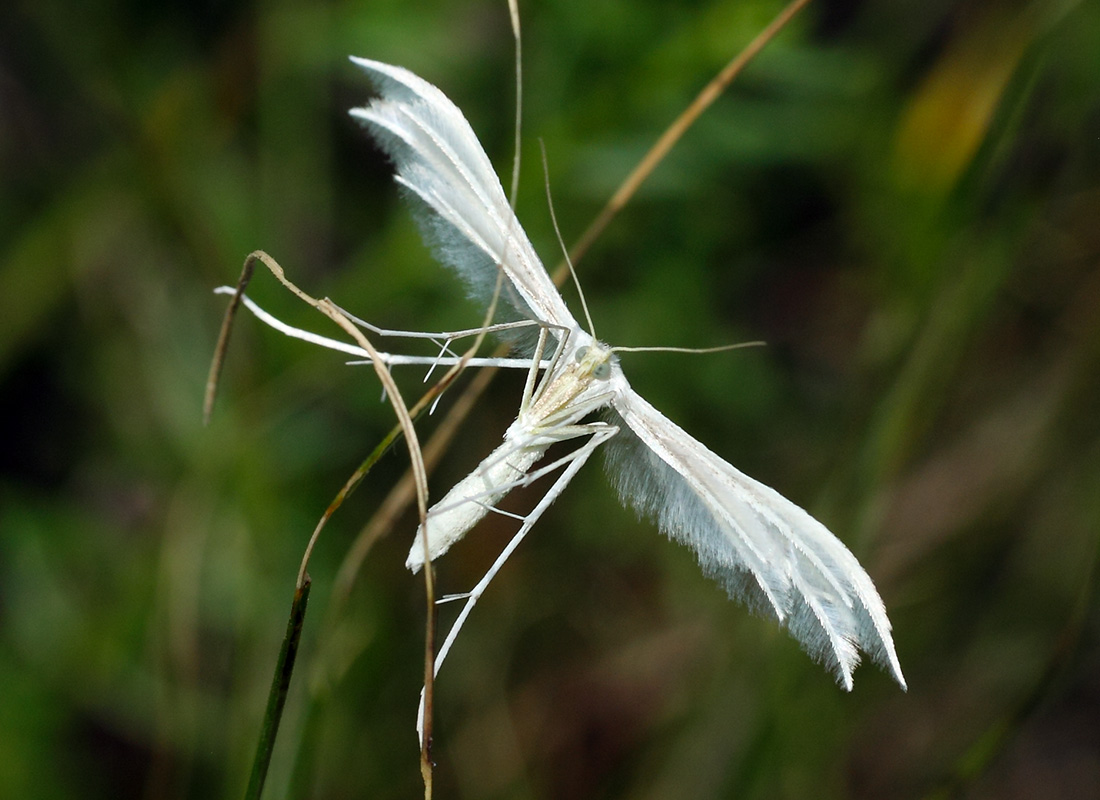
[
  {"left": 348, "top": 57, "right": 578, "bottom": 333},
  {"left": 606, "top": 380, "right": 905, "bottom": 690}
]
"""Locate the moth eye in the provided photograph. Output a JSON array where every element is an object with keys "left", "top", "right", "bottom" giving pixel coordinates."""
[
  {"left": 575, "top": 346, "right": 589, "bottom": 362},
  {"left": 592, "top": 360, "right": 611, "bottom": 380}
]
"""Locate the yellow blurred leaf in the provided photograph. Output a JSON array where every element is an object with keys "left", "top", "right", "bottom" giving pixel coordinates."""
[{"left": 893, "top": 6, "right": 1038, "bottom": 192}]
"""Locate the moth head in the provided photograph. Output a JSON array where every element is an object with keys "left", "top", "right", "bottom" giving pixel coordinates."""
[{"left": 573, "top": 343, "right": 614, "bottom": 381}]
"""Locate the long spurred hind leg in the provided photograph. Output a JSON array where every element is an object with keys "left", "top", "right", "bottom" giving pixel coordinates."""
[{"left": 415, "top": 421, "right": 619, "bottom": 737}]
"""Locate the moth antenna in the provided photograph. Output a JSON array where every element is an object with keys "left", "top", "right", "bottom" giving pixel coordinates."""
[
  {"left": 613, "top": 341, "right": 766, "bottom": 355},
  {"left": 540, "top": 139, "right": 597, "bottom": 339}
]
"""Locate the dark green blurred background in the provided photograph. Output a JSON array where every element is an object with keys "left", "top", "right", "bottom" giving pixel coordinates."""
[{"left": 2, "top": 0, "right": 1098, "bottom": 797}]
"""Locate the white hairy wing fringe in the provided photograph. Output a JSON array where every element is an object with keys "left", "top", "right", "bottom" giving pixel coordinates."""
[
  {"left": 348, "top": 58, "right": 578, "bottom": 337},
  {"left": 605, "top": 390, "right": 906, "bottom": 690}
]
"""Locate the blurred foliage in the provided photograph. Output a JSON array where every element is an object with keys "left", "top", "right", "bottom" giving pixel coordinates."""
[{"left": 2, "top": 0, "right": 1099, "bottom": 798}]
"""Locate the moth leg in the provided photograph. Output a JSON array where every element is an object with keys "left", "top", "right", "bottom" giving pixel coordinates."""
[{"left": 416, "top": 421, "right": 619, "bottom": 737}]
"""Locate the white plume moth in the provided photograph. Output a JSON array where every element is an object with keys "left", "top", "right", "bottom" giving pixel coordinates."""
[
  {"left": 342, "top": 57, "right": 906, "bottom": 694},
  {"left": 228, "top": 56, "right": 905, "bottom": 700}
]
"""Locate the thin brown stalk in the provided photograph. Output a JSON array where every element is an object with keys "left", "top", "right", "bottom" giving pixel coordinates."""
[
  {"left": 241, "top": 251, "right": 440, "bottom": 793},
  {"left": 232, "top": 252, "right": 432, "bottom": 578},
  {"left": 218, "top": 249, "right": 434, "bottom": 798},
  {"left": 562, "top": 0, "right": 814, "bottom": 272},
  {"left": 203, "top": 255, "right": 256, "bottom": 425}
]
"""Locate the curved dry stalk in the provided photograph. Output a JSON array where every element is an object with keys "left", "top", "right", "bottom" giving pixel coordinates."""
[
  {"left": 301, "top": 268, "right": 508, "bottom": 793},
  {"left": 247, "top": 250, "right": 442, "bottom": 789},
  {"left": 233, "top": 251, "right": 432, "bottom": 556},
  {"left": 210, "top": 250, "right": 440, "bottom": 793},
  {"left": 212, "top": 257, "right": 510, "bottom": 800},
  {"left": 204, "top": 254, "right": 256, "bottom": 426}
]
